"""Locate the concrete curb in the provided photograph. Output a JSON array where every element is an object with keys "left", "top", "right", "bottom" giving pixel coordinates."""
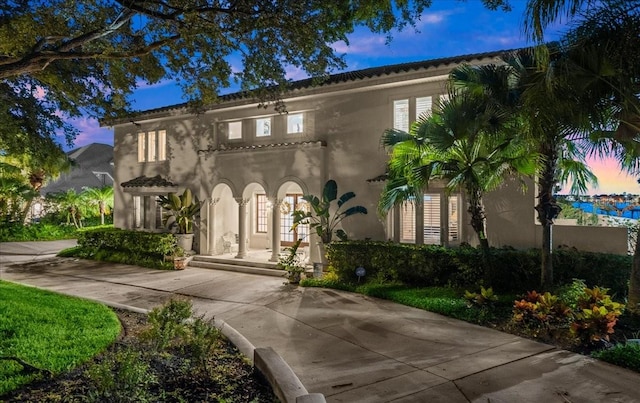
[
  {"left": 215, "top": 319, "right": 326, "bottom": 403},
  {"left": 104, "top": 301, "right": 325, "bottom": 403}
]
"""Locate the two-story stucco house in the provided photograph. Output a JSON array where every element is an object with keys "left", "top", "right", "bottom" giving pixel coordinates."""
[{"left": 109, "top": 49, "right": 627, "bottom": 264}]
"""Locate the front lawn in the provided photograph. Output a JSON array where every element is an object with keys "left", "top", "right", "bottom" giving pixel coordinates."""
[{"left": 0, "top": 281, "right": 121, "bottom": 395}]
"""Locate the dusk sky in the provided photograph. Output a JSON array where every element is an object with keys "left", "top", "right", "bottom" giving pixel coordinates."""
[{"left": 64, "top": 0, "right": 638, "bottom": 195}]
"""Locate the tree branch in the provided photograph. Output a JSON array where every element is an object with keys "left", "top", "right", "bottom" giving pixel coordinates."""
[
  {"left": 0, "top": 356, "right": 53, "bottom": 377},
  {"left": 0, "top": 34, "right": 179, "bottom": 79}
]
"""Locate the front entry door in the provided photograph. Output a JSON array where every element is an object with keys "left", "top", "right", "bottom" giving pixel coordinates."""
[{"left": 280, "top": 194, "right": 309, "bottom": 246}]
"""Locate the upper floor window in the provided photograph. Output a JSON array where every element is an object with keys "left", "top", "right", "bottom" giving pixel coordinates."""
[
  {"left": 416, "top": 96, "right": 432, "bottom": 119},
  {"left": 438, "top": 94, "right": 450, "bottom": 110},
  {"left": 394, "top": 96, "right": 434, "bottom": 132},
  {"left": 228, "top": 121, "right": 242, "bottom": 140},
  {"left": 393, "top": 100, "right": 409, "bottom": 132},
  {"left": 287, "top": 113, "right": 304, "bottom": 134},
  {"left": 137, "top": 130, "right": 167, "bottom": 162},
  {"left": 256, "top": 118, "right": 271, "bottom": 137}
]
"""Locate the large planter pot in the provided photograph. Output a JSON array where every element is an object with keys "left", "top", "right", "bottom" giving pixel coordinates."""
[
  {"left": 176, "top": 233, "right": 195, "bottom": 253},
  {"left": 316, "top": 241, "right": 329, "bottom": 268},
  {"left": 173, "top": 257, "right": 187, "bottom": 270}
]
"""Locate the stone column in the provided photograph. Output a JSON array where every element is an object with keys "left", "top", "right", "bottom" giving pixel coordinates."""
[
  {"left": 207, "top": 198, "right": 220, "bottom": 255},
  {"left": 269, "top": 198, "right": 283, "bottom": 262},
  {"left": 235, "top": 197, "right": 250, "bottom": 259}
]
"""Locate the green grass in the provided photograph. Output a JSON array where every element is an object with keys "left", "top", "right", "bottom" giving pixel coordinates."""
[
  {"left": 0, "top": 281, "right": 121, "bottom": 396},
  {"left": 302, "top": 279, "right": 514, "bottom": 324}
]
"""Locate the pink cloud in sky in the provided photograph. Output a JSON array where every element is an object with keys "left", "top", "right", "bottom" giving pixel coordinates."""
[
  {"left": 585, "top": 157, "right": 639, "bottom": 195},
  {"left": 560, "top": 156, "right": 639, "bottom": 195}
]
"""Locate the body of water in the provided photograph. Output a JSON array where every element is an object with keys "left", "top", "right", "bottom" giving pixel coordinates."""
[{"left": 572, "top": 202, "right": 640, "bottom": 219}]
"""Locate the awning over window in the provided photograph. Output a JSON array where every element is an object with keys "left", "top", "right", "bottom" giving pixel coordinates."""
[{"left": 121, "top": 175, "right": 178, "bottom": 194}]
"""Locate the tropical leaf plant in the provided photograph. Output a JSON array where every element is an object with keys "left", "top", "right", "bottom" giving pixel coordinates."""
[
  {"left": 292, "top": 179, "right": 367, "bottom": 243},
  {"left": 157, "top": 188, "right": 203, "bottom": 234}
]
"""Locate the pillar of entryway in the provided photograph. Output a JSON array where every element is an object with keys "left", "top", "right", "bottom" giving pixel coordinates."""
[
  {"left": 269, "top": 198, "right": 282, "bottom": 262},
  {"left": 235, "top": 197, "right": 249, "bottom": 259},
  {"left": 207, "top": 198, "right": 220, "bottom": 255}
]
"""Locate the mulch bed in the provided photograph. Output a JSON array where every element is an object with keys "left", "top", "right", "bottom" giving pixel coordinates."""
[{"left": 1, "top": 309, "right": 277, "bottom": 402}]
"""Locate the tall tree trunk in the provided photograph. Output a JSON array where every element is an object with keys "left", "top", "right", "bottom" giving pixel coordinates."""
[
  {"left": 629, "top": 225, "right": 640, "bottom": 315},
  {"left": 467, "top": 187, "right": 489, "bottom": 252},
  {"left": 535, "top": 143, "right": 560, "bottom": 290},
  {"left": 99, "top": 200, "right": 105, "bottom": 225}
]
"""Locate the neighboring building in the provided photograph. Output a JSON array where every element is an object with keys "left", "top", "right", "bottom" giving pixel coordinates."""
[
  {"left": 41, "top": 143, "right": 114, "bottom": 195},
  {"left": 108, "top": 50, "right": 627, "bottom": 260}
]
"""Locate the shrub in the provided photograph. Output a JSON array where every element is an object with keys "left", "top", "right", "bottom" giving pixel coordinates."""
[
  {"left": 592, "top": 342, "right": 640, "bottom": 373},
  {"left": 140, "top": 298, "right": 193, "bottom": 351},
  {"left": 512, "top": 290, "right": 572, "bottom": 338},
  {"left": 464, "top": 286, "right": 498, "bottom": 307},
  {"left": 327, "top": 241, "right": 631, "bottom": 296},
  {"left": 0, "top": 222, "right": 78, "bottom": 242},
  {"left": 570, "top": 287, "right": 625, "bottom": 345},
  {"left": 86, "top": 348, "right": 156, "bottom": 403},
  {"left": 77, "top": 228, "right": 176, "bottom": 257}
]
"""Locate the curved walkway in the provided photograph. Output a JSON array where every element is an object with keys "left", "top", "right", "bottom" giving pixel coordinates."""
[{"left": 1, "top": 244, "right": 639, "bottom": 402}]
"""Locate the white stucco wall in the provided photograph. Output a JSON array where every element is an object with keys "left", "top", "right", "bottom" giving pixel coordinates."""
[{"left": 111, "top": 54, "right": 628, "bottom": 257}]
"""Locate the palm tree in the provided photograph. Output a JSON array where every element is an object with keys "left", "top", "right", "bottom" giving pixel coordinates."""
[
  {"left": 82, "top": 186, "right": 114, "bottom": 225},
  {"left": 526, "top": 0, "right": 640, "bottom": 312},
  {"left": 49, "top": 189, "right": 87, "bottom": 229},
  {"left": 380, "top": 91, "right": 536, "bottom": 252},
  {"left": 451, "top": 49, "right": 598, "bottom": 288}
]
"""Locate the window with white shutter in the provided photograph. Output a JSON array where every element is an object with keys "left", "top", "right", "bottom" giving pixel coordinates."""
[
  {"left": 448, "top": 195, "right": 460, "bottom": 243},
  {"left": 157, "top": 130, "right": 166, "bottom": 161},
  {"left": 400, "top": 201, "right": 416, "bottom": 242},
  {"left": 393, "top": 99, "right": 409, "bottom": 132},
  {"left": 416, "top": 96, "right": 432, "bottom": 119},
  {"left": 137, "top": 133, "right": 146, "bottom": 162},
  {"left": 137, "top": 131, "right": 167, "bottom": 162},
  {"left": 423, "top": 194, "right": 441, "bottom": 245},
  {"left": 148, "top": 131, "right": 156, "bottom": 161}
]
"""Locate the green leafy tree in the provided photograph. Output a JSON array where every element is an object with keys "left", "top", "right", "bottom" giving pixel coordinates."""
[
  {"left": 48, "top": 189, "right": 88, "bottom": 229},
  {"left": 451, "top": 49, "right": 599, "bottom": 287},
  {"left": 526, "top": 0, "right": 640, "bottom": 313},
  {"left": 380, "top": 91, "right": 536, "bottom": 252},
  {"left": 82, "top": 186, "right": 114, "bottom": 225},
  {"left": 0, "top": 0, "right": 511, "bottom": 157},
  {"left": 0, "top": 152, "right": 70, "bottom": 223}
]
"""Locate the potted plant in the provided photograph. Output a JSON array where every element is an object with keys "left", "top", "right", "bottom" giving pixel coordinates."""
[
  {"left": 292, "top": 179, "right": 367, "bottom": 265},
  {"left": 158, "top": 188, "right": 203, "bottom": 252},
  {"left": 172, "top": 246, "right": 188, "bottom": 270},
  {"left": 277, "top": 239, "right": 305, "bottom": 284}
]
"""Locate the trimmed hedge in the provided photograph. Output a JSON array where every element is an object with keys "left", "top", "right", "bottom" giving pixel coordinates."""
[
  {"left": 77, "top": 228, "right": 176, "bottom": 258},
  {"left": 327, "top": 241, "right": 631, "bottom": 298}
]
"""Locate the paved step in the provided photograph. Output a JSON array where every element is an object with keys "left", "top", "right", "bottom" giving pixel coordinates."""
[{"left": 189, "top": 255, "right": 286, "bottom": 278}]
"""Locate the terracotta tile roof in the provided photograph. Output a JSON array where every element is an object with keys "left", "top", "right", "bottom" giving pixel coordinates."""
[
  {"left": 213, "top": 140, "right": 325, "bottom": 152},
  {"left": 366, "top": 173, "right": 388, "bottom": 183},
  {"left": 120, "top": 49, "right": 510, "bottom": 120},
  {"left": 120, "top": 175, "right": 177, "bottom": 188}
]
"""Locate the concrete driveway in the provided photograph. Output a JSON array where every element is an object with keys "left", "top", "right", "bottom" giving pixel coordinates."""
[{"left": 1, "top": 242, "right": 639, "bottom": 402}]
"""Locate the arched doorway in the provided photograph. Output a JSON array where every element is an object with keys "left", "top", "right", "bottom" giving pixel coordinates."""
[{"left": 277, "top": 181, "right": 309, "bottom": 247}]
